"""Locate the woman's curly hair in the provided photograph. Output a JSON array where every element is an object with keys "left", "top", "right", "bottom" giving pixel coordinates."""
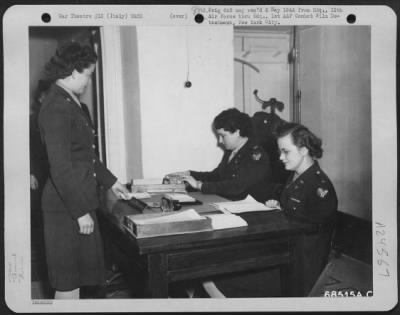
[
  {"left": 213, "top": 108, "right": 252, "bottom": 137},
  {"left": 43, "top": 42, "right": 97, "bottom": 82},
  {"left": 276, "top": 122, "right": 323, "bottom": 159}
]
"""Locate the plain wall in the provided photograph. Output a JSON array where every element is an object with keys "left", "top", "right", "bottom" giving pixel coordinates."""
[
  {"left": 102, "top": 26, "right": 235, "bottom": 180},
  {"left": 120, "top": 27, "right": 143, "bottom": 180},
  {"left": 299, "top": 26, "right": 372, "bottom": 220},
  {"left": 135, "top": 26, "right": 234, "bottom": 178}
]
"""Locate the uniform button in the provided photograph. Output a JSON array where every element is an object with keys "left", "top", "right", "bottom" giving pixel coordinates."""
[
  {"left": 293, "top": 207, "right": 296, "bottom": 210},
  {"left": 93, "top": 173, "right": 97, "bottom": 177},
  {"left": 232, "top": 174, "right": 236, "bottom": 178},
  {"left": 92, "top": 159, "right": 96, "bottom": 163},
  {"left": 316, "top": 171, "right": 320, "bottom": 174},
  {"left": 92, "top": 129, "right": 96, "bottom": 134},
  {"left": 92, "top": 144, "right": 96, "bottom": 149}
]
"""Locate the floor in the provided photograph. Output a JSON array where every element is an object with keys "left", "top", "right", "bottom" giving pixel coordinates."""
[
  {"left": 308, "top": 254, "right": 373, "bottom": 297},
  {"left": 32, "top": 253, "right": 374, "bottom": 299}
]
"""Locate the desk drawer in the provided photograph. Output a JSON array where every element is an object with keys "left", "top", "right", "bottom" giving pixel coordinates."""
[{"left": 167, "top": 238, "right": 289, "bottom": 281}]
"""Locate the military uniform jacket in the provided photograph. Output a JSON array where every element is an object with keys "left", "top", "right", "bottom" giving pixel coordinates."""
[
  {"left": 190, "top": 140, "right": 271, "bottom": 201},
  {"left": 280, "top": 161, "right": 338, "bottom": 294},
  {"left": 280, "top": 161, "right": 337, "bottom": 229},
  {"left": 39, "top": 84, "right": 117, "bottom": 220}
]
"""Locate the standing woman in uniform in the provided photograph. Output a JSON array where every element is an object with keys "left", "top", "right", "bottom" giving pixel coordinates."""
[
  {"left": 266, "top": 122, "right": 338, "bottom": 294},
  {"left": 39, "top": 42, "right": 130, "bottom": 299},
  {"left": 167, "top": 108, "right": 272, "bottom": 202}
]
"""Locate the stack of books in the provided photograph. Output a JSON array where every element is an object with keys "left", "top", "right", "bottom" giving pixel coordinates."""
[{"left": 131, "top": 183, "right": 186, "bottom": 194}]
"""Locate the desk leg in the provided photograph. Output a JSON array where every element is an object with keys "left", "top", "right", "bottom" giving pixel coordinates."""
[
  {"left": 146, "top": 253, "right": 169, "bottom": 298},
  {"left": 281, "top": 234, "right": 305, "bottom": 297}
]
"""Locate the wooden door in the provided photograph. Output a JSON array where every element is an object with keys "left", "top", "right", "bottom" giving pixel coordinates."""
[{"left": 234, "top": 28, "right": 293, "bottom": 122}]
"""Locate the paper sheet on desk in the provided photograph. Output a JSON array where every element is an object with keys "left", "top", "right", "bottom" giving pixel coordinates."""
[
  {"left": 210, "top": 195, "right": 280, "bottom": 214},
  {"left": 205, "top": 213, "right": 248, "bottom": 230}
]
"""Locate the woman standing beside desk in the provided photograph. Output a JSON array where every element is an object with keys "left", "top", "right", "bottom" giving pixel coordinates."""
[
  {"left": 38, "top": 42, "right": 129, "bottom": 299},
  {"left": 167, "top": 108, "right": 272, "bottom": 202}
]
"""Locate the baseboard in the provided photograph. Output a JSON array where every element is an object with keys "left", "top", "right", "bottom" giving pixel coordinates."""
[{"left": 333, "top": 211, "right": 372, "bottom": 265}]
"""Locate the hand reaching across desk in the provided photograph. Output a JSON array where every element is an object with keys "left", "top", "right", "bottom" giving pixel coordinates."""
[
  {"left": 111, "top": 181, "right": 131, "bottom": 200},
  {"left": 181, "top": 175, "right": 203, "bottom": 190},
  {"left": 265, "top": 199, "right": 280, "bottom": 209}
]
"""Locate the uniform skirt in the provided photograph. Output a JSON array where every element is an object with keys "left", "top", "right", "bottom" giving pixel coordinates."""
[{"left": 42, "top": 209, "right": 105, "bottom": 291}]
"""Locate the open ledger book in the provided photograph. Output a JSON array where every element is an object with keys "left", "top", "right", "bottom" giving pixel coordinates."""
[
  {"left": 210, "top": 195, "right": 280, "bottom": 214},
  {"left": 124, "top": 209, "right": 247, "bottom": 238},
  {"left": 128, "top": 178, "right": 186, "bottom": 194}
]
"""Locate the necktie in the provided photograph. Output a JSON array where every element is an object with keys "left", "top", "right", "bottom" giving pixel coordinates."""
[{"left": 228, "top": 150, "right": 236, "bottom": 162}]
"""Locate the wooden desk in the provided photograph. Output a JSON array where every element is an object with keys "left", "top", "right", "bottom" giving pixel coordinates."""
[{"left": 98, "top": 191, "right": 317, "bottom": 298}]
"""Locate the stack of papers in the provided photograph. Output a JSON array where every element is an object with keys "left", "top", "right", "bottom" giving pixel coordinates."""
[
  {"left": 210, "top": 195, "right": 280, "bottom": 214},
  {"left": 205, "top": 213, "right": 248, "bottom": 230}
]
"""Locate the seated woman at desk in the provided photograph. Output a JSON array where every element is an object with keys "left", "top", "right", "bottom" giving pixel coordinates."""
[
  {"left": 167, "top": 107, "right": 272, "bottom": 202},
  {"left": 200, "top": 122, "right": 338, "bottom": 298},
  {"left": 265, "top": 122, "right": 338, "bottom": 294}
]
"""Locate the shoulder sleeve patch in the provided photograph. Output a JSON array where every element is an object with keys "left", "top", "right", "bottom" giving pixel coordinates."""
[
  {"left": 252, "top": 152, "right": 262, "bottom": 161},
  {"left": 251, "top": 145, "right": 265, "bottom": 161},
  {"left": 316, "top": 187, "right": 329, "bottom": 199}
]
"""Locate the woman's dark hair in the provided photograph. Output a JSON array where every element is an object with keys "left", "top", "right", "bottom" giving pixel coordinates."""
[
  {"left": 30, "top": 79, "right": 52, "bottom": 120},
  {"left": 43, "top": 42, "right": 97, "bottom": 82},
  {"left": 213, "top": 108, "right": 252, "bottom": 137},
  {"left": 276, "top": 122, "right": 323, "bottom": 159},
  {"left": 34, "top": 80, "right": 52, "bottom": 102}
]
